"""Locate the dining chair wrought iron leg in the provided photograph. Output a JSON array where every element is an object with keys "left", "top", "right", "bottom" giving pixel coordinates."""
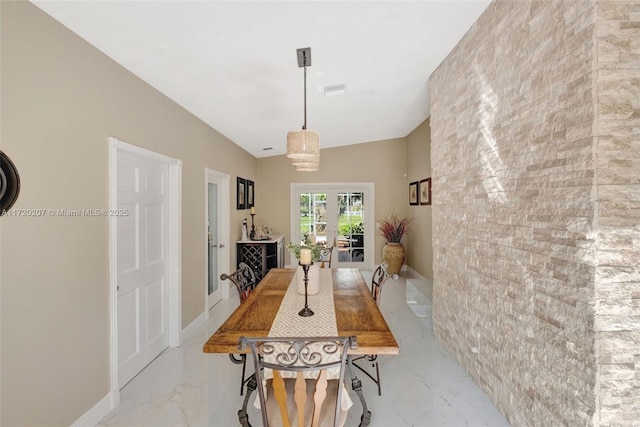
[
  {"left": 347, "top": 357, "right": 371, "bottom": 427},
  {"left": 240, "top": 356, "right": 247, "bottom": 396},
  {"left": 374, "top": 360, "right": 381, "bottom": 396},
  {"left": 237, "top": 373, "right": 256, "bottom": 427},
  {"left": 351, "top": 355, "right": 382, "bottom": 396},
  {"left": 229, "top": 353, "right": 248, "bottom": 395}
]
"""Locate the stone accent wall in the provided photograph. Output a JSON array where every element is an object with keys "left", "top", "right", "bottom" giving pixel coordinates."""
[
  {"left": 430, "top": 1, "right": 604, "bottom": 425},
  {"left": 595, "top": 1, "right": 640, "bottom": 425}
]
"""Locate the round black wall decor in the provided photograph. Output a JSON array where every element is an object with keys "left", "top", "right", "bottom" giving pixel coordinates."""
[{"left": 0, "top": 151, "right": 21, "bottom": 215}]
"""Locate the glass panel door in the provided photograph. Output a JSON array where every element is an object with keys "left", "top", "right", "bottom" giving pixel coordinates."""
[
  {"left": 336, "top": 192, "right": 365, "bottom": 264},
  {"left": 300, "top": 192, "right": 328, "bottom": 245},
  {"left": 291, "top": 183, "right": 374, "bottom": 269}
]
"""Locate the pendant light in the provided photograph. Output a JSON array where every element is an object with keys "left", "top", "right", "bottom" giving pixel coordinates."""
[{"left": 286, "top": 47, "right": 319, "bottom": 171}]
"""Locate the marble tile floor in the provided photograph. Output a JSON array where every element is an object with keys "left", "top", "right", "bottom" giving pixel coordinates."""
[{"left": 99, "top": 271, "right": 510, "bottom": 427}]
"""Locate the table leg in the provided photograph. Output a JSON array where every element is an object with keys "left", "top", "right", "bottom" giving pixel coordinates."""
[
  {"left": 347, "top": 356, "right": 372, "bottom": 426},
  {"left": 237, "top": 373, "right": 256, "bottom": 427}
]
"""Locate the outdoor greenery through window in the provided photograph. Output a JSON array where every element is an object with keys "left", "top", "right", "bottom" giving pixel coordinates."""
[{"left": 299, "top": 192, "right": 365, "bottom": 263}]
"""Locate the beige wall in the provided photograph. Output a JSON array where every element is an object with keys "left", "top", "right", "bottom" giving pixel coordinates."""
[
  {"left": 1, "top": 3, "right": 255, "bottom": 425},
  {"left": 257, "top": 138, "right": 409, "bottom": 267},
  {"left": 1, "top": 2, "right": 434, "bottom": 425},
  {"left": 405, "top": 118, "right": 433, "bottom": 279}
]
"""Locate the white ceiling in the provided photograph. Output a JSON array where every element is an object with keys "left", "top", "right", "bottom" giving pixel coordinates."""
[{"left": 31, "top": 1, "right": 490, "bottom": 158}]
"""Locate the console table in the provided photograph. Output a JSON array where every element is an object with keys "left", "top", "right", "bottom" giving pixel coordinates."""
[{"left": 236, "top": 234, "right": 284, "bottom": 281}]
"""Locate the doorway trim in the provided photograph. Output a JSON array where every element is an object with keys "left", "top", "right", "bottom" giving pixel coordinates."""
[
  {"left": 108, "top": 137, "right": 182, "bottom": 395},
  {"left": 204, "top": 168, "right": 231, "bottom": 318}
]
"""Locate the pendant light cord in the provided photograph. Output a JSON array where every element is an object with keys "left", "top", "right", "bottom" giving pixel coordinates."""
[{"left": 303, "top": 51, "right": 307, "bottom": 131}]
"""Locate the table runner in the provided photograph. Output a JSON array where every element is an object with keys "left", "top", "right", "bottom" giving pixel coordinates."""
[
  {"left": 268, "top": 268, "right": 338, "bottom": 338},
  {"left": 256, "top": 268, "right": 353, "bottom": 412}
]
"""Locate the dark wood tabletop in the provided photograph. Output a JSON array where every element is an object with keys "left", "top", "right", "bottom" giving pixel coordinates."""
[{"left": 203, "top": 268, "right": 399, "bottom": 356}]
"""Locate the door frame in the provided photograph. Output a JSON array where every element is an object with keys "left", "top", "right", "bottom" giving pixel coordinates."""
[
  {"left": 289, "top": 182, "right": 375, "bottom": 271},
  {"left": 108, "top": 137, "right": 182, "bottom": 394},
  {"left": 204, "top": 168, "right": 231, "bottom": 316}
]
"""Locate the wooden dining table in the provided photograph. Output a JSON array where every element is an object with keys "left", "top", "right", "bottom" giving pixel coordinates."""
[{"left": 203, "top": 267, "right": 399, "bottom": 426}]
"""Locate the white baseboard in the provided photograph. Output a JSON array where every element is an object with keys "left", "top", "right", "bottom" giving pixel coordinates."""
[
  {"left": 72, "top": 312, "right": 205, "bottom": 426},
  {"left": 404, "top": 265, "right": 427, "bottom": 280},
  {"left": 180, "top": 310, "right": 206, "bottom": 344},
  {"left": 71, "top": 389, "right": 120, "bottom": 427}
]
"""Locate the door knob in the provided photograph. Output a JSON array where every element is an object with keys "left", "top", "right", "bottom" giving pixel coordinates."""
[{"left": 219, "top": 244, "right": 225, "bottom": 248}]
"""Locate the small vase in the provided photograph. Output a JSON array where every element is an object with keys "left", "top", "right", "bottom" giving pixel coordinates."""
[
  {"left": 296, "top": 263, "right": 320, "bottom": 295},
  {"left": 382, "top": 242, "right": 405, "bottom": 275}
]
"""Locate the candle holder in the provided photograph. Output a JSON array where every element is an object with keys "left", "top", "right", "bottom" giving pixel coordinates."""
[
  {"left": 298, "top": 262, "right": 315, "bottom": 317},
  {"left": 249, "top": 213, "right": 256, "bottom": 240}
]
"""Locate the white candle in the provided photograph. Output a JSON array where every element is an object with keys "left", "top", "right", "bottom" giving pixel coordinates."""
[
  {"left": 250, "top": 207, "right": 255, "bottom": 215},
  {"left": 299, "top": 248, "right": 312, "bottom": 265}
]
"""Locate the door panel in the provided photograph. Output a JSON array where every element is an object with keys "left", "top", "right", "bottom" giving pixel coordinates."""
[
  {"left": 145, "top": 204, "right": 164, "bottom": 263},
  {"left": 117, "top": 152, "right": 169, "bottom": 387},
  {"left": 336, "top": 192, "right": 365, "bottom": 264},
  {"left": 117, "top": 290, "right": 138, "bottom": 364},
  {"left": 145, "top": 278, "right": 164, "bottom": 341}
]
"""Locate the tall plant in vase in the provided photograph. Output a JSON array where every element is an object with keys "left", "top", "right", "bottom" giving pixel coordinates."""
[{"left": 378, "top": 214, "right": 413, "bottom": 275}]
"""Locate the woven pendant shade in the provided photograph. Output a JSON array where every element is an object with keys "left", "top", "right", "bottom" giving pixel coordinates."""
[
  {"left": 286, "top": 130, "right": 319, "bottom": 160},
  {"left": 293, "top": 161, "right": 319, "bottom": 171},
  {"left": 291, "top": 157, "right": 319, "bottom": 167},
  {"left": 292, "top": 153, "right": 319, "bottom": 168}
]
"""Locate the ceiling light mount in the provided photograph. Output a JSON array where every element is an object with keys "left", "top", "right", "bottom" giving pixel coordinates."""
[
  {"left": 286, "top": 47, "right": 319, "bottom": 172},
  {"left": 296, "top": 47, "right": 312, "bottom": 68}
]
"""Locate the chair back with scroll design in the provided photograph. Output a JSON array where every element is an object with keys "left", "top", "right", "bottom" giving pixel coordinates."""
[
  {"left": 221, "top": 262, "right": 257, "bottom": 396},
  {"left": 318, "top": 247, "right": 333, "bottom": 269},
  {"left": 370, "top": 263, "right": 388, "bottom": 305},
  {"left": 220, "top": 262, "right": 257, "bottom": 304},
  {"left": 238, "top": 336, "right": 357, "bottom": 427},
  {"left": 351, "top": 263, "right": 397, "bottom": 396}
]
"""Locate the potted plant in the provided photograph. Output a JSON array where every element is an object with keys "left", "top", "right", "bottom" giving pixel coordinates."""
[
  {"left": 286, "top": 234, "right": 324, "bottom": 263},
  {"left": 378, "top": 214, "right": 413, "bottom": 274}
]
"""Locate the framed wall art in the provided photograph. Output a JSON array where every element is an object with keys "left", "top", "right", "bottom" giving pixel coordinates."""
[
  {"left": 246, "top": 180, "right": 255, "bottom": 208},
  {"left": 237, "top": 177, "right": 246, "bottom": 210},
  {"left": 409, "top": 181, "right": 419, "bottom": 206},
  {"left": 419, "top": 178, "right": 432, "bottom": 205}
]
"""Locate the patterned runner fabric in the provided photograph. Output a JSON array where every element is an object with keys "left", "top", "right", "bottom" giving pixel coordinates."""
[
  {"left": 268, "top": 268, "right": 338, "bottom": 338},
  {"left": 255, "top": 268, "right": 353, "bottom": 413}
]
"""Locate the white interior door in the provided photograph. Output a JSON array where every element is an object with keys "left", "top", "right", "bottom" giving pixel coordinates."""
[
  {"left": 290, "top": 183, "right": 375, "bottom": 270},
  {"left": 116, "top": 151, "right": 169, "bottom": 387},
  {"left": 205, "top": 168, "right": 230, "bottom": 314},
  {"left": 207, "top": 182, "right": 221, "bottom": 308}
]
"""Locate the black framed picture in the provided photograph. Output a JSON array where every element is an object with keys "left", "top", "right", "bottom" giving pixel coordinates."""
[
  {"left": 247, "top": 180, "right": 255, "bottom": 208},
  {"left": 419, "top": 178, "right": 431, "bottom": 206},
  {"left": 237, "top": 177, "right": 246, "bottom": 210},
  {"left": 409, "top": 181, "right": 419, "bottom": 206}
]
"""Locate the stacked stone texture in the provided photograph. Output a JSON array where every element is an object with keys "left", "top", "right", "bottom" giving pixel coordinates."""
[
  {"left": 429, "top": 0, "right": 638, "bottom": 425},
  {"left": 595, "top": 1, "right": 640, "bottom": 425}
]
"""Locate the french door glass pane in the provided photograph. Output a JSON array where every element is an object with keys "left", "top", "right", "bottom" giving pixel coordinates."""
[
  {"left": 337, "top": 192, "right": 364, "bottom": 263},
  {"left": 299, "top": 192, "right": 328, "bottom": 245}
]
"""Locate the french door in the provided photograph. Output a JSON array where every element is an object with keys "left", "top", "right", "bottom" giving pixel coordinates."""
[
  {"left": 204, "top": 168, "right": 230, "bottom": 313},
  {"left": 290, "top": 183, "right": 375, "bottom": 269}
]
